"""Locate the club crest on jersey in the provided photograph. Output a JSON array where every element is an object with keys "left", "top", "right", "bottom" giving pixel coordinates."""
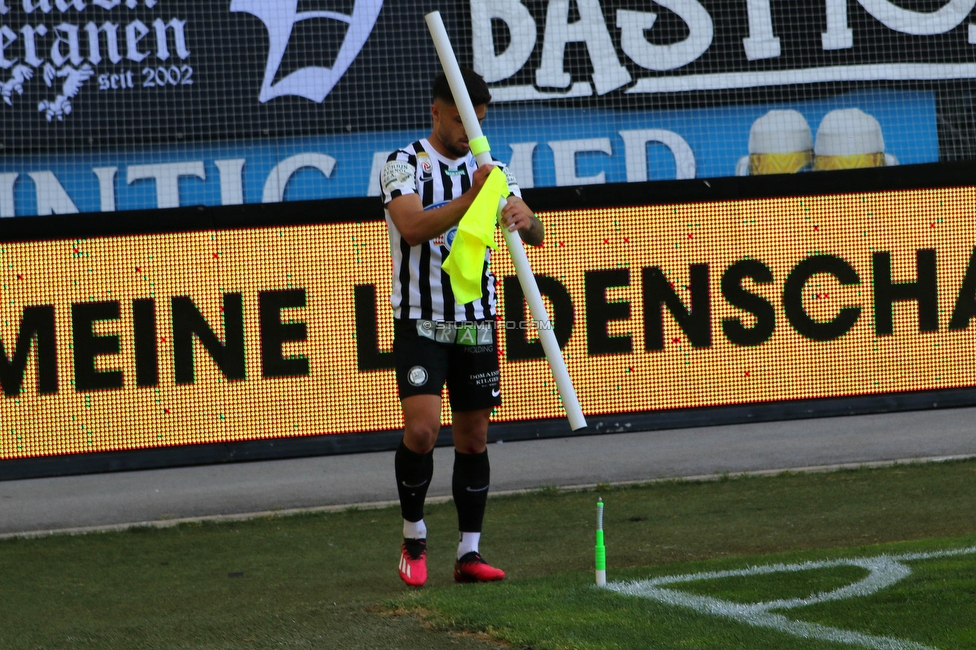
[
  {"left": 433, "top": 226, "right": 458, "bottom": 250},
  {"left": 416, "top": 152, "right": 433, "bottom": 182}
]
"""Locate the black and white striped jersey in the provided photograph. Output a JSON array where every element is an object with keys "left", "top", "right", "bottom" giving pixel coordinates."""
[{"left": 380, "top": 138, "right": 521, "bottom": 322}]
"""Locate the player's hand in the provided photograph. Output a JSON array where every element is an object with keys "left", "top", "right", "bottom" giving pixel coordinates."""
[
  {"left": 500, "top": 196, "right": 544, "bottom": 246},
  {"left": 471, "top": 164, "right": 495, "bottom": 193},
  {"left": 500, "top": 196, "right": 533, "bottom": 233}
]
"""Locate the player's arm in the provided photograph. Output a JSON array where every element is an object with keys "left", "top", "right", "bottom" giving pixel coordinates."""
[
  {"left": 500, "top": 196, "right": 545, "bottom": 247},
  {"left": 387, "top": 165, "right": 494, "bottom": 247}
]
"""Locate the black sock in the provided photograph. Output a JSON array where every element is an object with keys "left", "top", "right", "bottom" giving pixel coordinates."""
[
  {"left": 453, "top": 449, "right": 490, "bottom": 533},
  {"left": 395, "top": 441, "right": 433, "bottom": 525}
]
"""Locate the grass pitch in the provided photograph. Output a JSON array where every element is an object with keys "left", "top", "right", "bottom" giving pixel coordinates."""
[
  {"left": 1, "top": 458, "right": 975, "bottom": 649},
  {"left": 406, "top": 536, "right": 976, "bottom": 649}
]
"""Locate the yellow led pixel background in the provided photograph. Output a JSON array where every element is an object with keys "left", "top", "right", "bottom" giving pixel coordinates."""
[
  {"left": 503, "top": 186, "right": 976, "bottom": 421},
  {"left": 2, "top": 185, "right": 976, "bottom": 460}
]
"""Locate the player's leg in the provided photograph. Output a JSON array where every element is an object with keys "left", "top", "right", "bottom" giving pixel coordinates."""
[
  {"left": 393, "top": 320, "right": 448, "bottom": 586},
  {"left": 451, "top": 408, "right": 504, "bottom": 582},
  {"left": 446, "top": 321, "right": 505, "bottom": 582},
  {"left": 398, "top": 393, "right": 440, "bottom": 527}
]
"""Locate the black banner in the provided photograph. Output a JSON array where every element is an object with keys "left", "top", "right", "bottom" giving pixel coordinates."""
[{"left": 2, "top": 1, "right": 976, "bottom": 153}]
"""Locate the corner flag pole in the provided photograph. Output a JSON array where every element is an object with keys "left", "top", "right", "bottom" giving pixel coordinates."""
[
  {"left": 425, "top": 11, "right": 586, "bottom": 432},
  {"left": 595, "top": 498, "right": 606, "bottom": 586}
]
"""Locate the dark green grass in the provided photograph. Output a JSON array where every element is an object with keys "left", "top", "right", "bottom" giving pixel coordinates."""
[{"left": 0, "top": 459, "right": 975, "bottom": 649}]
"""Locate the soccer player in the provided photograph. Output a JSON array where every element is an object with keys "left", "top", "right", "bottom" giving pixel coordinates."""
[{"left": 380, "top": 68, "right": 544, "bottom": 587}]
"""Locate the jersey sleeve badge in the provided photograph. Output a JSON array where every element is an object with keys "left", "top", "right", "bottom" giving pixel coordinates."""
[{"left": 381, "top": 159, "right": 417, "bottom": 197}]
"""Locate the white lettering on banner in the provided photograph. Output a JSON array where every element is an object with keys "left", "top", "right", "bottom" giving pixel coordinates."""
[
  {"left": 230, "top": 0, "right": 382, "bottom": 103},
  {"left": 125, "top": 19, "right": 148, "bottom": 62},
  {"left": 620, "top": 130, "right": 696, "bottom": 181},
  {"left": 471, "top": 0, "right": 536, "bottom": 83},
  {"left": 507, "top": 142, "right": 537, "bottom": 189},
  {"left": 262, "top": 153, "right": 336, "bottom": 203},
  {"left": 55, "top": 0, "right": 86, "bottom": 11},
  {"left": 28, "top": 170, "right": 78, "bottom": 214},
  {"left": 84, "top": 21, "right": 121, "bottom": 64},
  {"left": 92, "top": 166, "right": 116, "bottom": 211},
  {"left": 858, "top": 0, "right": 976, "bottom": 36},
  {"left": 51, "top": 23, "right": 83, "bottom": 66},
  {"left": 152, "top": 17, "right": 189, "bottom": 60},
  {"left": 823, "top": 0, "right": 854, "bottom": 50},
  {"left": 127, "top": 161, "right": 205, "bottom": 209},
  {"left": 86, "top": 0, "right": 159, "bottom": 9},
  {"left": 215, "top": 159, "right": 245, "bottom": 205},
  {"left": 20, "top": 24, "right": 47, "bottom": 66},
  {"left": 536, "top": 0, "right": 631, "bottom": 95},
  {"left": 617, "top": 0, "right": 713, "bottom": 72},
  {"left": 550, "top": 138, "right": 613, "bottom": 186},
  {"left": 742, "top": 0, "right": 780, "bottom": 60},
  {"left": 0, "top": 0, "right": 190, "bottom": 121},
  {"left": 473, "top": 1, "right": 976, "bottom": 99},
  {"left": 2, "top": 21, "right": 189, "bottom": 67},
  {"left": 23, "top": 0, "right": 52, "bottom": 13},
  {"left": 0, "top": 25, "right": 16, "bottom": 67},
  {"left": 0, "top": 173, "right": 16, "bottom": 217}
]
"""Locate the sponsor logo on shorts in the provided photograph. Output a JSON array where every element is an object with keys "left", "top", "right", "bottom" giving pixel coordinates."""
[
  {"left": 414, "top": 320, "right": 496, "bottom": 345},
  {"left": 407, "top": 366, "right": 428, "bottom": 387},
  {"left": 471, "top": 370, "right": 500, "bottom": 387}
]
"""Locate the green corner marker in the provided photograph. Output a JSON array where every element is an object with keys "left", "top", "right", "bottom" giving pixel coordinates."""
[{"left": 595, "top": 498, "right": 606, "bottom": 586}]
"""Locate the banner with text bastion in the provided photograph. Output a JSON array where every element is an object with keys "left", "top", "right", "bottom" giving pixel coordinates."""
[{"left": 0, "top": 0, "right": 968, "bottom": 217}]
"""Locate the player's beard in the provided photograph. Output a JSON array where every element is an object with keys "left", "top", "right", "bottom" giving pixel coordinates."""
[
  {"left": 434, "top": 123, "right": 470, "bottom": 158},
  {"left": 443, "top": 137, "right": 469, "bottom": 158}
]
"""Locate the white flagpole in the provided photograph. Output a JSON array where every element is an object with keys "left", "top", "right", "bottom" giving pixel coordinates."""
[{"left": 425, "top": 11, "right": 587, "bottom": 431}]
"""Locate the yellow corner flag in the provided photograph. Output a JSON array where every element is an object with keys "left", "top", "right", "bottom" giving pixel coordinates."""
[{"left": 442, "top": 166, "right": 508, "bottom": 304}]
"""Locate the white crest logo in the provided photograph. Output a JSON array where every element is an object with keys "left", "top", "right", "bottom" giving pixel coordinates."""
[
  {"left": 230, "top": 0, "right": 383, "bottom": 103},
  {"left": 2, "top": 62, "right": 95, "bottom": 122}
]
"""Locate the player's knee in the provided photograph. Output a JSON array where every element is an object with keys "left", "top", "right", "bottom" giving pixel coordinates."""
[{"left": 403, "top": 421, "right": 440, "bottom": 454}]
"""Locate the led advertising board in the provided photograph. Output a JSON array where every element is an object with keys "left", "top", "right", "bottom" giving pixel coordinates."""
[{"left": 3, "top": 166, "right": 976, "bottom": 473}]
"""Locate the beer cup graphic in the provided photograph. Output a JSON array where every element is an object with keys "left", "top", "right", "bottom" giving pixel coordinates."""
[
  {"left": 735, "top": 110, "right": 814, "bottom": 176},
  {"left": 814, "top": 108, "right": 898, "bottom": 171}
]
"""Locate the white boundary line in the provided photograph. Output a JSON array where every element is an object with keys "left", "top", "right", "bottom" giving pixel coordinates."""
[
  {"left": 608, "top": 546, "right": 976, "bottom": 650},
  {"left": 1, "top": 453, "right": 972, "bottom": 541}
]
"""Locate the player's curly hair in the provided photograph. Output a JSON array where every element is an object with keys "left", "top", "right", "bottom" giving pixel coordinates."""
[{"left": 432, "top": 67, "right": 491, "bottom": 106}]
